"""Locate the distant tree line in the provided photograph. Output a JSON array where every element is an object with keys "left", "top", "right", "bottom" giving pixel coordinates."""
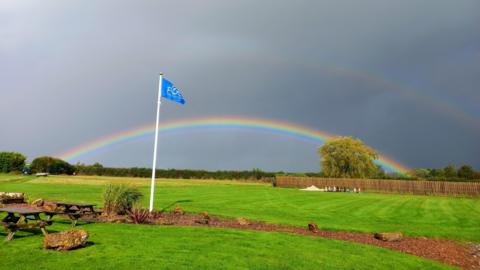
[
  {"left": 408, "top": 165, "right": 480, "bottom": 182},
  {"left": 0, "top": 151, "right": 276, "bottom": 180},
  {"left": 1, "top": 151, "right": 479, "bottom": 182},
  {"left": 75, "top": 163, "right": 276, "bottom": 180},
  {"left": 278, "top": 170, "right": 410, "bottom": 180}
]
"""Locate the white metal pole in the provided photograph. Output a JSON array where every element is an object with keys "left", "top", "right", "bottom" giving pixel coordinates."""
[{"left": 149, "top": 73, "right": 163, "bottom": 212}]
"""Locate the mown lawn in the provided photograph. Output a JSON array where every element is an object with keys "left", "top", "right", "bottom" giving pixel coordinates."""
[
  {"left": 1, "top": 174, "right": 479, "bottom": 242},
  {"left": 0, "top": 222, "right": 456, "bottom": 270}
]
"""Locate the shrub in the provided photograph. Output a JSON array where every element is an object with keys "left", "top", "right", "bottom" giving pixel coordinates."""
[
  {"left": 126, "top": 208, "right": 151, "bottom": 224},
  {"left": 103, "top": 184, "right": 143, "bottom": 215}
]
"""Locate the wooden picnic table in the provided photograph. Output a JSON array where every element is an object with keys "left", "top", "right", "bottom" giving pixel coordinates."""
[
  {"left": 48, "top": 201, "right": 98, "bottom": 226},
  {"left": 0, "top": 206, "right": 52, "bottom": 241}
]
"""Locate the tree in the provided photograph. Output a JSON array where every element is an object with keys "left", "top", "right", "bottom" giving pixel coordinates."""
[
  {"left": 411, "top": 168, "right": 430, "bottom": 179},
  {"left": 372, "top": 164, "right": 386, "bottom": 179},
  {"left": 457, "top": 165, "right": 475, "bottom": 179},
  {"left": 0, "top": 152, "right": 26, "bottom": 173},
  {"left": 443, "top": 165, "right": 457, "bottom": 179},
  {"left": 429, "top": 168, "right": 445, "bottom": 179},
  {"left": 30, "top": 156, "right": 75, "bottom": 175},
  {"left": 318, "top": 136, "right": 378, "bottom": 178}
]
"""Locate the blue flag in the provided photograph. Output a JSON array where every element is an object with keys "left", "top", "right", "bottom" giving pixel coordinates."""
[{"left": 162, "top": 78, "right": 185, "bottom": 105}]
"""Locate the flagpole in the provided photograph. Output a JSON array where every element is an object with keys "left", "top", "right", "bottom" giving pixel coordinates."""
[{"left": 149, "top": 73, "right": 163, "bottom": 212}]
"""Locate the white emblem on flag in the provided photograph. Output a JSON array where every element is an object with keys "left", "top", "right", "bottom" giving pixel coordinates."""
[{"left": 167, "top": 86, "right": 180, "bottom": 97}]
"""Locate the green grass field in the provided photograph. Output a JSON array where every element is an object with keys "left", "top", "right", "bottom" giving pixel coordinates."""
[
  {"left": 1, "top": 174, "right": 479, "bottom": 241},
  {"left": 0, "top": 174, "right": 478, "bottom": 269},
  {"left": 0, "top": 222, "right": 455, "bottom": 270}
]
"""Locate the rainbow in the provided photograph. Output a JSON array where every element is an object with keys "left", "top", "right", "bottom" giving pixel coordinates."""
[{"left": 58, "top": 117, "right": 409, "bottom": 174}]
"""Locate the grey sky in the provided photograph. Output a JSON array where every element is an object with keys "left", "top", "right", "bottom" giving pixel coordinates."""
[{"left": 1, "top": 0, "right": 479, "bottom": 172}]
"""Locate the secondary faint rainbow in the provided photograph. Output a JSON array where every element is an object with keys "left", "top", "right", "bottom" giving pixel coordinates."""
[
  {"left": 58, "top": 117, "right": 409, "bottom": 174},
  {"left": 241, "top": 54, "right": 480, "bottom": 132}
]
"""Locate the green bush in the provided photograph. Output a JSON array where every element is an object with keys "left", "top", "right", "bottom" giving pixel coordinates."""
[
  {"left": 103, "top": 184, "right": 143, "bottom": 215},
  {"left": 0, "top": 152, "right": 26, "bottom": 173}
]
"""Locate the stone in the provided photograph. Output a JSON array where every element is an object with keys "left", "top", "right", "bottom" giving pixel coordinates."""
[
  {"left": 0, "top": 192, "right": 25, "bottom": 204},
  {"left": 173, "top": 206, "right": 184, "bottom": 215},
  {"left": 374, "top": 232, "right": 403, "bottom": 242},
  {"left": 31, "top": 198, "right": 44, "bottom": 207},
  {"left": 470, "top": 244, "right": 480, "bottom": 257},
  {"left": 44, "top": 230, "right": 89, "bottom": 251},
  {"left": 195, "top": 212, "right": 210, "bottom": 225},
  {"left": 236, "top": 217, "right": 250, "bottom": 226},
  {"left": 155, "top": 218, "right": 174, "bottom": 225},
  {"left": 104, "top": 215, "right": 128, "bottom": 224},
  {"left": 195, "top": 219, "right": 209, "bottom": 225},
  {"left": 43, "top": 201, "right": 58, "bottom": 211},
  {"left": 148, "top": 210, "right": 163, "bottom": 220},
  {"left": 308, "top": 223, "right": 319, "bottom": 233}
]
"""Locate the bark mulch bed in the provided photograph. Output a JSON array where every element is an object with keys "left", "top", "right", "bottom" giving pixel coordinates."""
[{"left": 98, "top": 211, "right": 480, "bottom": 270}]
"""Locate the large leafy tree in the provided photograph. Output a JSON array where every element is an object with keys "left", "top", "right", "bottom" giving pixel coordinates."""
[
  {"left": 318, "top": 136, "right": 378, "bottom": 178},
  {"left": 0, "top": 152, "right": 26, "bottom": 173},
  {"left": 30, "top": 156, "right": 75, "bottom": 175}
]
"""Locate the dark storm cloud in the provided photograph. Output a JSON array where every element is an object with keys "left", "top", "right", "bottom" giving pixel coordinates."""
[{"left": 1, "top": 0, "right": 479, "bottom": 171}]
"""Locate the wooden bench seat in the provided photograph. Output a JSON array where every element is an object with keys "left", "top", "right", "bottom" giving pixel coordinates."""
[{"left": 1, "top": 220, "right": 52, "bottom": 230}]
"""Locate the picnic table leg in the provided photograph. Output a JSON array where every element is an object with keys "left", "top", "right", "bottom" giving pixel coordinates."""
[
  {"left": 64, "top": 206, "right": 78, "bottom": 226},
  {"left": 67, "top": 214, "right": 78, "bottom": 227},
  {"left": 34, "top": 214, "right": 49, "bottom": 236},
  {"left": 3, "top": 215, "right": 24, "bottom": 241},
  {"left": 5, "top": 229, "right": 16, "bottom": 241},
  {"left": 17, "top": 215, "right": 26, "bottom": 224}
]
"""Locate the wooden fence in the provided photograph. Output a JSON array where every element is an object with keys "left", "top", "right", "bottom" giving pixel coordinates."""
[{"left": 275, "top": 176, "right": 480, "bottom": 196}]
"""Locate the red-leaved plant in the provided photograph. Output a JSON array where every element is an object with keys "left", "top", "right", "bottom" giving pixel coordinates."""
[{"left": 126, "top": 208, "right": 150, "bottom": 224}]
